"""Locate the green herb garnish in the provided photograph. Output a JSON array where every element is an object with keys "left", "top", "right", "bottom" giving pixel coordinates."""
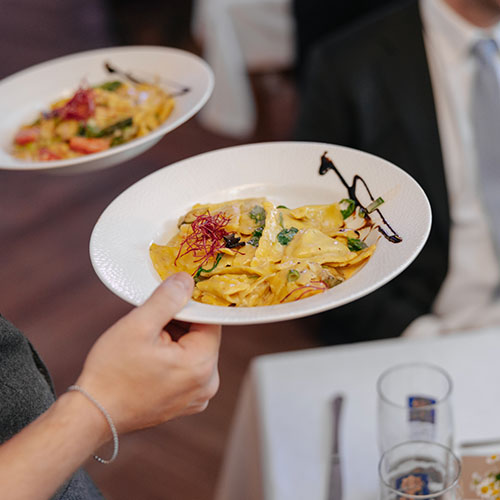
[
  {"left": 78, "top": 123, "right": 99, "bottom": 137},
  {"left": 340, "top": 198, "right": 356, "bottom": 219},
  {"left": 193, "top": 253, "right": 223, "bottom": 282},
  {"left": 248, "top": 205, "right": 266, "bottom": 247},
  {"left": 98, "top": 117, "right": 133, "bottom": 136},
  {"left": 366, "top": 196, "right": 385, "bottom": 214},
  {"left": 276, "top": 205, "right": 288, "bottom": 209},
  {"left": 323, "top": 274, "right": 343, "bottom": 288},
  {"left": 249, "top": 205, "right": 266, "bottom": 225},
  {"left": 84, "top": 117, "right": 133, "bottom": 138},
  {"left": 347, "top": 237, "right": 368, "bottom": 252},
  {"left": 110, "top": 136, "right": 126, "bottom": 147},
  {"left": 99, "top": 81, "right": 123, "bottom": 91},
  {"left": 248, "top": 228, "right": 264, "bottom": 247},
  {"left": 287, "top": 269, "right": 300, "bottom": 282},
  {"left": 277, "top": 227, "right": 299, "bottom": 245}
]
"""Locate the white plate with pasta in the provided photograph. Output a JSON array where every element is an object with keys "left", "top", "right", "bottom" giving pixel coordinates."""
[
  {"left": 89, "top": 141, "right": 431, "bottom": 325},
  {"left": 0, "top": 46, "right": 213, "bottom": 173}
]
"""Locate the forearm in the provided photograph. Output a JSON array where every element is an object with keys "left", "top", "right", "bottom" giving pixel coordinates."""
[
  {"left": 0, "top": 274, "right": 220, "bottom": 499},
  {"left": 0, "top": 391, "right": 109, "bottom": 500}
]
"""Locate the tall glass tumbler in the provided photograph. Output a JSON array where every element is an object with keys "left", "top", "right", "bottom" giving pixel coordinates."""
[
  {"left": 377, "top": 363, "right": 453, "bottom": 454},
  {"left": 379, "top": 441, "right": 462, "bottom": 499}
]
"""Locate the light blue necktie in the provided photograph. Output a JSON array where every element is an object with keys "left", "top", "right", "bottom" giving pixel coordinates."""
[{"left": 472, "top": 38, "right": 500, "bottom": 253}]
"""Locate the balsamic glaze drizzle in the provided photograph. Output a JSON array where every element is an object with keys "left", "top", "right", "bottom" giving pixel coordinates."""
[
  {"left": 104, "top": 62, "right": 191, "bottom": 97},
  {"left": 319, "top": 152, "right": 402, "bottom": 244}
]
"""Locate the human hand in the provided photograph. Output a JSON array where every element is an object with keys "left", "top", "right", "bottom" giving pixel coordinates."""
[{"left": 74, "top": 272, "right": 221, "bottom": 436}]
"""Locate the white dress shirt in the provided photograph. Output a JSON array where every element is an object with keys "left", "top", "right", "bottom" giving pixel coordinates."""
[{"left": 404, "top": 0, "right": 500, "bottom": 337}]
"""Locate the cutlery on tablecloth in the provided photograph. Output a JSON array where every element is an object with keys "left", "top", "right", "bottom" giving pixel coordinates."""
[
  {"left": 460, "top": 437, "right": 500, "bottom": 448},
  {"left": 327, "top": 394, "right": 344, "bottom": 500}
]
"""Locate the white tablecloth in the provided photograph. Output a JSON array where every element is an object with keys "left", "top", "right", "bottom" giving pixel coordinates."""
[
  {"left": 215, "top": 327, "right": 500, "bottom": 500},
  {"left": 192, "top": 0, "right": 295, "bottom": 137}
]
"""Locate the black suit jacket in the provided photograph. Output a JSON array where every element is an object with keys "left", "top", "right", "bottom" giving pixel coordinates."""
[{"left": 295, "top": 0, "right": 450, "bottom": 343}]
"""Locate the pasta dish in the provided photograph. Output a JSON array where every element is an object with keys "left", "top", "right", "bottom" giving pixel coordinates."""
[
  {"left": 149, "top": 197, "right": 377, "bottom": 307},
  {"left": 12, "top": 79, "right": 174, "bottom": 161}
]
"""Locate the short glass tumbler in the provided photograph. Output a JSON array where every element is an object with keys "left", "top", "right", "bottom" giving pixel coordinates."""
[
  {"left": 378, "top": 440, "right": 462, "bottom": 499},
  {"left": 377, "top": 363, "right": 453, "bottom": 454}
]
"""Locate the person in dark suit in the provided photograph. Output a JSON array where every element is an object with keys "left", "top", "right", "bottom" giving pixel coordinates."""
[
  {"left": 292, "top": 0, "right": 404, "bottom": 82},
  {"left": 295, "top": 0, "right": 500, "bottom": 343}
]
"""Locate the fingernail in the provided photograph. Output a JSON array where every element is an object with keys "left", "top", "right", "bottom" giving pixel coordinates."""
[{"left": 167, "top": 272, "right": 193, "bottom": 295}]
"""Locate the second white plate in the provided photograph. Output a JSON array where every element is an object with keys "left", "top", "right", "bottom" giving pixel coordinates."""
[{"left": 0, "top": 46, "right": 214, "bottom": 173}]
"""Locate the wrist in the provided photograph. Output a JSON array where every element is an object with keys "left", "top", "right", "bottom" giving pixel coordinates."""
[{"left": 56, "top": 390, "right": 111, "bottom": 448}]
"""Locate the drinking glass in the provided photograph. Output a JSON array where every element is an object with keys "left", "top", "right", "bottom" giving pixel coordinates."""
[
  {"left": 377, "top": 363, "right": 453, "bottom": 454},
  {"left": 378, "top": 441, "right": 462, "bottom": 499}
]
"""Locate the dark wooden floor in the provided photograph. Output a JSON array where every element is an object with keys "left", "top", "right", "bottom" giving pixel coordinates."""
[{"left": 0, "top": 3, "right": 322, "bottom": 499}]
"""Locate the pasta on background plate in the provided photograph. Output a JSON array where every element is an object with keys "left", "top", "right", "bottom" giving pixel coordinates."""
[
  {"left": 12, "top": 79, "right": 174, "bottom": 161},
  {"left": 149, "top": 197, "right": 377, "bottom": 307}
]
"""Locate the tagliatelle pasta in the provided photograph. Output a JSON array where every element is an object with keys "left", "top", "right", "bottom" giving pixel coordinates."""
[
  {"left": 12, "top": 79, "right": 174, "bottom": 161},
  {"left": 149, "top": 197, "right": 377, "bottom": 307}
]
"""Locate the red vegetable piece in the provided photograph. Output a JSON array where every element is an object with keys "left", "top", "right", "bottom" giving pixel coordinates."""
[
  {"left": 68, "top": 136, "right": 110, "bottom": 155},
  {"left": 54, "top": 88, "right": 95, "bottom": 121},
  {"left": 38, "top": 148, "right": 62, "bottom": 161},
  {"left": 15, "top": 127, "right": 40, "bottom": 145}
]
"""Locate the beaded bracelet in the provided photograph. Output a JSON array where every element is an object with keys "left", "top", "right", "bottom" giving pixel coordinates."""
[{"left": 67, "top": 384, "right": 119, "bottom": 464}]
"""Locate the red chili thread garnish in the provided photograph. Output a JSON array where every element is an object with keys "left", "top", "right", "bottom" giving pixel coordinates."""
[
  {"left": 280, "top": 280, "right": 328, "bottom": 303},
  {"left": 50, "top": 87, "right": 95, "bottom": 121},
  {"left": 175, "top": 211, "right": 231, "bottom": 274}
]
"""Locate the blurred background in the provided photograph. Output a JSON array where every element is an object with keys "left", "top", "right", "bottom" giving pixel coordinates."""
[
  {"left": 0, "top": 0, "right": 400, "bottom": 498},
  {"left": 0, "top": 1, "right": 311, "bottom": 499}
]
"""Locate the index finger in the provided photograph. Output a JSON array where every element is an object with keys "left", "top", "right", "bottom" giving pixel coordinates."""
[{"left": 177, "top": 323, "right": 222, "bottom": 353}]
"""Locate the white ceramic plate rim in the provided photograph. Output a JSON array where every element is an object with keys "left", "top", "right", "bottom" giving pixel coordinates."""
[
  {"left": 90, "top": 141, "right": 432, "bottom": 325},
  {"left": 0, "top": 46, "right": 214, "bottom": 171}
]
